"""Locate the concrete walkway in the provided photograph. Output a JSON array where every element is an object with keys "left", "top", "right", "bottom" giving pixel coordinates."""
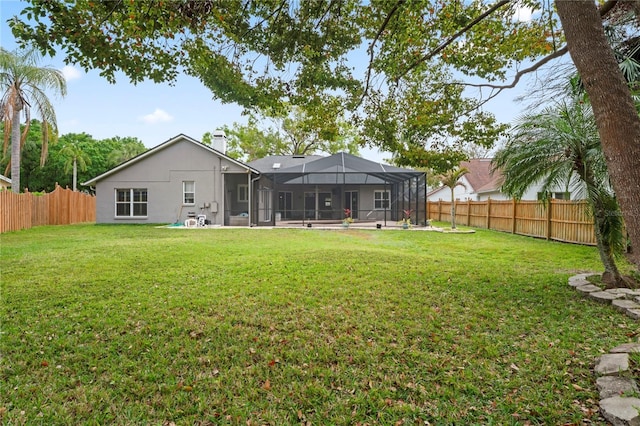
[{"left": 569, "top": 274, "right": 640, "bottom": 425}]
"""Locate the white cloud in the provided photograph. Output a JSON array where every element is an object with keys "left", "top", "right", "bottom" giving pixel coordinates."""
[
  {"left": 139, "top": 108, "right": 174, "bottom": 124},
  {"left": 61, "top": 65, "right": 82, "bottom": 81}
]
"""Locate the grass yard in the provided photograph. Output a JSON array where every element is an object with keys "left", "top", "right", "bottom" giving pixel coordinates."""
[{"left": 1, "top": 224, "right": 638, "bottom": 425}]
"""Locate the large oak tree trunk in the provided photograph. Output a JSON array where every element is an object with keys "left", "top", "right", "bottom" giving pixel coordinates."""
[{"left": 556, "top": 0, "right": 640, "bottom": 268}]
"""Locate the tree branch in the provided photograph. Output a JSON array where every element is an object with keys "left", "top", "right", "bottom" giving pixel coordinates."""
[
  {"left": 600, "top": 0, "right": 618, "bottom": 17},
  {"left": 99, "top": 0, "right": 124, "bottom": 27},
  {"left": 441, "top": 0, "right": 616, "bottom": 93},
  {"left": 359, "top": 0, "right": 406, "bottom": 106},
  {"left": 437, "top": 0, "right": 620, "bottom": 121},
  {"left": 395, "top": 0, "right": 511, "bottom": 81},
  {"left": 241, "top": 0, "right": 288, "bottom": 39},
  {"left": 314, "top": 0, "right": 339, "bottom": 31},
  {"left": 461, "top": 45, "right": 568, "bottom": 91}
]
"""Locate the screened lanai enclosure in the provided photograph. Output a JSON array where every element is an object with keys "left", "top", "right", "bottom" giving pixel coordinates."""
[{"left": 248, "top": 153, "right": 427, "bottom": 227}]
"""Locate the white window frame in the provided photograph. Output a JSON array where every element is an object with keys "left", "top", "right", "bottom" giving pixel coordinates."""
[
  {"left": 183, "top": 181, "right": 195, "bottom": 205},
  {"left": 238, "top": 184, "right": 249, "bottom": 202},
  {"left": 115, "top": 188, "right": 148, "bottom": 218},
  {"left": 373, "top": 190, "right": 390, "bottom": 210}
]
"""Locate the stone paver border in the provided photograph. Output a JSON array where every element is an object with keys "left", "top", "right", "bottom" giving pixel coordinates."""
[{"left": 569, "top": 273, "right": 640, "bottom": 425}]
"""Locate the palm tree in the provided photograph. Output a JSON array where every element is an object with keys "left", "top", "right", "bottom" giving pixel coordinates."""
[
  {"left": 60, "top": 141, "right": 91, "bottom": 191},
  {"left": 0, "top": 48, "right": 67, "bottom": 193},
  {"left": 438, "top": 167, "right": 469, "bottom": 229},
  {"left": 492, "top": 100, "right": 629, "bottom": 288}
]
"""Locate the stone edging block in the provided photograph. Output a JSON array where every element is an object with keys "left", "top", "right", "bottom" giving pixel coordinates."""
[
  {"left": 597, "top": 376, "right": 639, "bottom": 399},
  {"left": 590, "top": 291, "right": 625, "bottom": 304},
  {"left": 595, "top": 353, "right": 630, "bottom": 376},
  {"left": 569, "top": 274, "right": 640, "bottom": 425},
  {"left": 600, "top": 396, "right": 640, "bottom": 426},
  {"left": 613, "top": 300, "right": 640, "bottom": 313}
]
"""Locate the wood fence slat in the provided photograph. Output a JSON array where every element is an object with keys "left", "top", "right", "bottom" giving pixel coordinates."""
[
  {"left": 431, "top": 198, "right": 599, "bottom": 246},
  {"left": 0, "top": 185, "right": 95, "bottom": 233}
]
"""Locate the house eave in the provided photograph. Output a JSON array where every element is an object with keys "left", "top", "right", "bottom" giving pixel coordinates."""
[{"left": 82, "top": 133, "right": 259, "bottom": 186}]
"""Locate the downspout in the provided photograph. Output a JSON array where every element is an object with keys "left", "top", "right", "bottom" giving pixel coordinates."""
[
  {"left": 315, "top": 185, "right": 319, "bottom": 221},
  {"left": 250, "top": 172, "right": 260, "bottom": 227},
  {"left": 212, "top": 157, "right": 217, "bottom": 225},
  {"left": 417, "top": 176, "right": 422, "bottom": 226},
  {"left": 336, "top": 156, "right": 344, "bottom": 221},
  {"left": 341, "top": 153, "right": 346, "bottom": 220},
  {"left": 411, "top": 177, "right": 415, "bottom": 224},
  {"left": 302, "top": 172, "right": 306, "bottom": 227},
  {"left": 302, "top": 164, "right": 307, "bottom": 226},
  {"left": 424, "top": 173, "right": 428, "bottom": 225},
  {"left": 272, "top": 175, "right": 277, "bottom": 227},
  {"left": 384, "top": 179, "right": 388, "bottom": 227}
]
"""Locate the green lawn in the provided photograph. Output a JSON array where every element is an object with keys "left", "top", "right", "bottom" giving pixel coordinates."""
[{"left": 1, "top": 224, "right": 636, "bottom": 424}]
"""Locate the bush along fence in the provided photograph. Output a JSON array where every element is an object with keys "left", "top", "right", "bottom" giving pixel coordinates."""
[
  {"left": 0, "top": 184, "right": 96, "bottom": 233},
  {"left": 428, "top": 199, "right": 598, "bottom": 246}
]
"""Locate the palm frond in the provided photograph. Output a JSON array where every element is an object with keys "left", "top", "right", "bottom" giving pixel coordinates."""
[{"left": 496, "top": 95, "right": 626, "bottom": 268}]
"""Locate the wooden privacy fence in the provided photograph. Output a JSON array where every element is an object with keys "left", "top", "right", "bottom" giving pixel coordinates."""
[
  {"left": 0, "top": 185, "right": 96, "bottom": 233},
  {"left": 428, "top": 199, "right": 598, "bottom": 246}
]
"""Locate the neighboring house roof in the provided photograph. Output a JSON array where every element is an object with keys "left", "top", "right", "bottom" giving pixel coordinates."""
[
  {"left": 82, "top": 134, "right": 259, "bottom": 186},
  {"left": 429, "top": 158, "right": 503, "bottom": 196},
  {"left": 258, "top": 152, "right": 423, "bottom": 185},
  {"left": 0, "top": 174, "right": 11, "bottom": 185},
  {"left": 474, "top": 178, "right": 505, "bottom": 194},
  {"left": 427, "top": 185, "right": 451, "bottom": 198},
  {"left": 459, "top": 158, "right": 503, "bottom": 193}
]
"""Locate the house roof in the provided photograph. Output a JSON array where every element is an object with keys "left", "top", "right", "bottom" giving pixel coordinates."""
[
  {"left": 248, "top": 154, "right": 323, "bottom": 172},
  {"left": 459, "top": 158, "right": 503, "bottom": 193},
  {"left": 258, "top": 152, "right": 423, "bottom": 185},
  {"left": 427, "top": 158, "right": 503, "bottom": 197},
  {"left": 0, "top": 174, "right": 11, "bottom": 184},
  {"left": 82, "top": 134, "right": 259, "bottom": 186}
]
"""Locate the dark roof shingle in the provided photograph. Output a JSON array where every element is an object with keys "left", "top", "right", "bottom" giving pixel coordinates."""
[{"left": 460, "top": 159, "right": 503, "bottom": 193}]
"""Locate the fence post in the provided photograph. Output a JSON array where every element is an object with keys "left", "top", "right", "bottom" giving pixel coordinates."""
[
  {"left": 467, "top": 199, "right": 471, "bottom": 226},
  {"left": 486, "top": 198, "right": 492, "bottom": 230},
  {"left": 546, "top": 199, "right": 553, "bottom": 241},
  {"left": 512, "top": 198, "right": 517, "bottom": 234},
  {"left": 438, "top": 200, "right": 442, "bottom": 222}
]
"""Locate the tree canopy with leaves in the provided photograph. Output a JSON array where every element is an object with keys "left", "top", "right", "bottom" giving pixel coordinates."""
[
  {"left": 206, "top": 110, "right": 360, "bottom": 162},
  {"left": 8, "top": 0, "right": 551, "bottom": 166},
  {"left": 0, "top": 123, "right": 146, "bottom": 192},
  {"left": 8, "top": 0, "right": 640, "bottom": 267}
]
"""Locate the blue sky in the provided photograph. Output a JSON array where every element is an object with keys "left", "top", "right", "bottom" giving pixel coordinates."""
[{"left": 1, "top": 0, "right": 535, "bottom": 163}]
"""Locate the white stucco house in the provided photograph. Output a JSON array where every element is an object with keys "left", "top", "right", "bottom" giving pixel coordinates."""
[
  {"left": 427, "top": 158, "right": 573, "bottom": 202},
  {"left": 0, "top": 174, "right": 11, "bottom": 190}
]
